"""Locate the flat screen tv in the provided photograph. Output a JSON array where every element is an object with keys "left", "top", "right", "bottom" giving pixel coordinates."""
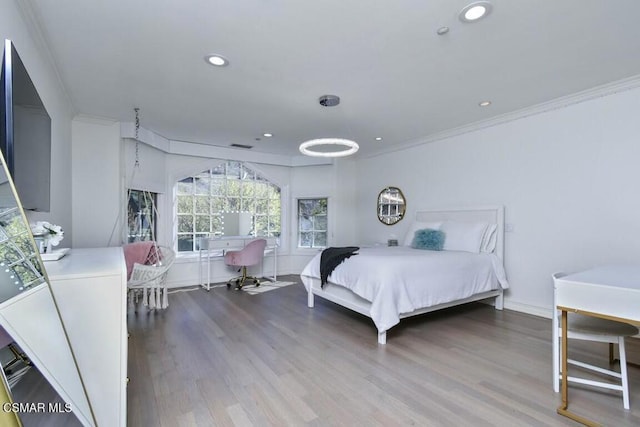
[{"left": 1, "top": 39, "right": 51, "bottom": 212}]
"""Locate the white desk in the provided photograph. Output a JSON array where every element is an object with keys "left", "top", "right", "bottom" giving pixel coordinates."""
[
  {"left": 198, "top": 236, "right": 279, "bottom": 291},
  {"left": 555, "top": 265, "right": 640, "bottom": 426}
]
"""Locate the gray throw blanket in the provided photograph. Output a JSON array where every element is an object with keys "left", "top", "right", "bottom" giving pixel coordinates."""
[{"left": 320, "top": 246, "right": 359, "bottom": 287}]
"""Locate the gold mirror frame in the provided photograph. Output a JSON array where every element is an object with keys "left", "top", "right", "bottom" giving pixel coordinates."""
[
  {"left": 377, "top": 186, "right": 406, "bottom": 225},
  {"left": 0, "top": 137, "right": 94, "bottom": 424}
]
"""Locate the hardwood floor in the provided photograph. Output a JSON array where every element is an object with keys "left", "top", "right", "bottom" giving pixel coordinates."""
[{"left": 125, "top": 275, "right": 640, "bottom": 426}]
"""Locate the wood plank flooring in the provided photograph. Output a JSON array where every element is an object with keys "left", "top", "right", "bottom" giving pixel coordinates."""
[
  {"left": 126, "top": 275, "right": 640, "bottom": 427},
  {"left": 8, "top": 274, "right": 640, "bottom": 426}
]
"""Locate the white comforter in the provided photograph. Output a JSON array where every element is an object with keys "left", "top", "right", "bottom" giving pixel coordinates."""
[{"left": 301, "top": 246, "right": 509, "bottom": 332}]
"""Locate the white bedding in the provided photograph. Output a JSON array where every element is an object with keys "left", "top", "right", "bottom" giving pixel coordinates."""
[{"left": 301, "top": 246, "right": 509, "bottom": 332}]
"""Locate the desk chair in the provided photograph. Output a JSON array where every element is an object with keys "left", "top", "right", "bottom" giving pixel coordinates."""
[
  {"left": 225, "top": 239, "right": 267, "bottom": 290},
  {"left": 552, "top": 272, "right": 638, "bottom": 409}
]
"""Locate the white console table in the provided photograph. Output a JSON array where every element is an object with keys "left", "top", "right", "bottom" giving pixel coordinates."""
[
  {"left": 198, "top": 236, "right": 279, "bottom": 291},
  {"left": 46, "top": 247, "right": 127, "bottom": 427}
]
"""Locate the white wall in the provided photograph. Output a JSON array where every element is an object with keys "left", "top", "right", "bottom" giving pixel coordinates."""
[
  {"left": 71, "top": 118, "right": 122, "bottom": 247},
  {"left": 1, "top": 0, "right": 75, "bottom": 242},
  {"left": 355, "top": 85, "right": 640, "bottom": 317}
]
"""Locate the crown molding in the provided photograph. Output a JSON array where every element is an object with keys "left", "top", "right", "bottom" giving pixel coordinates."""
[
  {"left": 363, "top": 74, "right": 640, "bottom": 159},
  {"left": 119, "top": 123, "right": 332, "bottom": 167},
  {"left": 17, "top": 0, "right": 77, "bottom": 117}
]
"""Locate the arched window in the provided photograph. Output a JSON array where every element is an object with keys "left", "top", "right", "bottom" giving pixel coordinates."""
[{"left": 175, "top": 161, "right": 281, "bottom": 252}]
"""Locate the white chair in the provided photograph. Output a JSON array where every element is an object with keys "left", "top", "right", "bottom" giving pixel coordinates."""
[
  {"left": 127, "top": 245, "right": 175, "bottom": 309},
  {"left": 552, "top": 272, "right": 638, "bottom": 409}
]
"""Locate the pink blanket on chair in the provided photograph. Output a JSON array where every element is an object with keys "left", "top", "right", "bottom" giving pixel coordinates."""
[{"left": 123, "top": 241, "right": 158, "bottom": 280}]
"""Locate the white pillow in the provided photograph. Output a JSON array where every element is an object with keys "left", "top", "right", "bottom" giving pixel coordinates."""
[
  {"left": 480, "top": 224, "right": 497, "bottom": 253},
  {"left": 402, "top": 221, "right": 442, "bottom": 246},
  {"left": 440, "top": 221, "right": 489, "bottom": 253}
]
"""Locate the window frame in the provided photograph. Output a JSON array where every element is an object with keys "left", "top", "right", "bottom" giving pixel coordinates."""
[
  {"left": 126, "top": 189, "right": 158, "bottom": 243},
  {"left": 296, "top": 197, "right": 329, "bottom": 249},
  {"left": 174, "top": 161, "right": 282, "bottom": 253}
]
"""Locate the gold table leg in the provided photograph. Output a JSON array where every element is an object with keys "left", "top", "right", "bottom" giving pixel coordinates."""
[{"left": 556, "top": 309, "right": 601, "bottom": 427}]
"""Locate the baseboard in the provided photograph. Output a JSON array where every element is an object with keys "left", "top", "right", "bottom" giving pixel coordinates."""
[
  {"left": 504, "top": 300, "right": 552, "bottom": 319},
  {"left": 165, "top": 269, "right": 300, "bottom": 289}
]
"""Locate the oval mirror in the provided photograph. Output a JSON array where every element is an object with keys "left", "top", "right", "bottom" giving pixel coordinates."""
[{"left": 377, "top": 186, "right": 406, "bottom": 225}]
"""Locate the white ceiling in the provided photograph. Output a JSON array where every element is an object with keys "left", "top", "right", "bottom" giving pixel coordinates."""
[{"left": 24, "top": 0, "right": 640, "bottom": 158}]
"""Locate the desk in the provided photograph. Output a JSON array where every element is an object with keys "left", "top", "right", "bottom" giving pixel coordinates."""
[
  {"left": 555, "top": 265, "right": 640, "bottom": 426},
  {"left": 198, "top": 236, "right": 279, "bottom": 291}
]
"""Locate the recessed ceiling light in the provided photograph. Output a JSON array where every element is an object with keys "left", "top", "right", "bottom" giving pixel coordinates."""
[
  {"left": 263, "top": 133, "right": 273, "bottom": 138},
  {"left": 459, "top": 1, "right": 492, "bottom": 22},
  {"left": 204, "top": 54, "right": 229, "bottom": 67},
  {"left": 479, "top": 101, "right": 492, "bottom": 107},
  {"left": 375, "top": 137, "right": 383, "bottom": 141}
]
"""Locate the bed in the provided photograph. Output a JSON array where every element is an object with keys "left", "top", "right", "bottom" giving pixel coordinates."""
[{"left": 300, "top": 206, "right": 509, "bottom": 344}]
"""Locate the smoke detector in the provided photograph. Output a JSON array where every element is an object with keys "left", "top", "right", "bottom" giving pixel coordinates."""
[{"left": 318, "top": 95, "right": 340, "bottom": 107}]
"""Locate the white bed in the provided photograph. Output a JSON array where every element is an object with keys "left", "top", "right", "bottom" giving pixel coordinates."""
[{"left": 300, "top": 206, "right": 509, "bottom": 344}]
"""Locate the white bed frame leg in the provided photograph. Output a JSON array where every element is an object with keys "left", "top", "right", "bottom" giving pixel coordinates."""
[
  {"left": 307, "top": 288, "right": 314, "bottom": 308},
  {"left": 495, "top": 290, "right": 504, "bottom": 311},
  {"left": 378, "top": 330, "right": 387, "bottom": 345}
]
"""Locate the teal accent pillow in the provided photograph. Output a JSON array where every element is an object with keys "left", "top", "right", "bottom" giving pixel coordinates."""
[{"left": 411, "top": 228, "right": 445, "bottom": 251}]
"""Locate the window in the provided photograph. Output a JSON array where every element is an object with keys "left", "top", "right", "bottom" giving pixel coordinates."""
[
  {"left": 298, "top": 198, "right": 327, "bottom": 248},
  {"left": 175, "top": 161, "right": 281, "bottom": 252},
  {"left": 127, "top": 190, "right": 157, "bottom": 243}
]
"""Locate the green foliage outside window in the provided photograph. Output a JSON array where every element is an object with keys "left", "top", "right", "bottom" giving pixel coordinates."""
[
  {"left": 298, "top": 198, "right": 328, "bottom": 248},
  {"left": 175, "top": 161, "right": 281, "bottom": 252}
]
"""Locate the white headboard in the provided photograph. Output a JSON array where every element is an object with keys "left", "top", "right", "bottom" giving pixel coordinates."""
[{"left": 415, "top": 205, "right": 505, "bottom": 261}]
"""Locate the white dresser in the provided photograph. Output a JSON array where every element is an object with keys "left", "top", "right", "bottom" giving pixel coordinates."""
[{"left": 46, "top": 247, "right": 127, "bottom": 427}]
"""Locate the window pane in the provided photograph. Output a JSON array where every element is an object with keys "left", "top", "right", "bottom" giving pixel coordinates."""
[
  {"left": 254, "top": 215, "right": 268, "bottom": 236},
  {"left": 314, "top": 232, "right": 327, "bottom": 247},
  {"left": 195, "top": 216, "right": 210, "bottom": 233},
  {"left": 177, "top": 215, "right": 193, "bottom": 233},
  {"left": 267, "top": 186, "right": 280, "bottom": 198},
  {"left": 241, "top": 183, "right": 255, "bottom": 198},
  {"left": 255, "top": 182, "right": 270, "bottom": 198},
  {"left": 227, "top": 161, "right": 241, "bottom": 179},
  {"left": 227, "top": 180, "right": 241, "bottom": 197},
  {"left": 211, "top": 216, "right": 223, "bottom": 236},
  {"left": 176, "top": 196, "right": 192, "bottom": 214},
  {"left": 211, "top": 163, "right": 225, "bottom": 176},
  {"left": 211, "top": 197, "right": 225, "bottom": 212},
  {"left": 194, "top": 233, "right": 209, "bottom": 251},
  {"left": 242, "top": 167, "right": 254, "bottom": 181},
  {"left": 195, "top": 197, "right": 210, "bottom": 214},
  {"left": 315, "top": 215, "right": 327, "bottom": 231},
  {"left": 255, "top": 199, "right": 268, "bottom": 214},
  {"left": 177, "top": 235, "right": 193, "bottom": 252},
  {"left": 176, "top": 178, "right": 193, "bottom": 195},
  {"left": 211, "top": 178, "right": 225, "bottom": 194},
  {"left": 227, "top": 198, "right": 240, "bottom": 211},
  {"left": 300, "top": 216, "right": 312, "bottom": 231},
  {"left": 195, "top": 176, "right": 210, "bottom": 195},
  {"left": 299, "top": 232, "right": 312, "bottom": 247},
  {"left": 298, "top": 200, "right": 314, "bottom": 217},
  {"left": 243, "top": 199, "right": 255, "bottom": 212}
]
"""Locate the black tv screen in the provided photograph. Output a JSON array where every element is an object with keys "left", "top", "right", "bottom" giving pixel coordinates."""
[{"left": 1, "top": 39, "right": 51, "bottom": 212}]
